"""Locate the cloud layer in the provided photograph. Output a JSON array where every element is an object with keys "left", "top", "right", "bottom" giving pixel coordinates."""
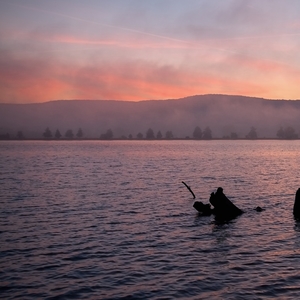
[{"left": 1, "top": 0, "right": 300, "bottom": 103}]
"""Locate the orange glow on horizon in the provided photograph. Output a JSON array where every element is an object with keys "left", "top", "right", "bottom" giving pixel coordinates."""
[
  {"left": 0, "top": 57, "right": 299, "bottom": 103},
  {"left": 1, "top": 53, "right": 284, "bottom": 103}
]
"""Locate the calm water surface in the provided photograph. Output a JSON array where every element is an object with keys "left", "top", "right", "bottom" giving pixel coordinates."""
[{"left": 1, "top": 140, "right": 300, "bottom": 299}]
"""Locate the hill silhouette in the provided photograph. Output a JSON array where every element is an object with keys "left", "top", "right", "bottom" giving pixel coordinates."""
[{"left": 0, "top": 94, "right": 299, "bottom": 139}]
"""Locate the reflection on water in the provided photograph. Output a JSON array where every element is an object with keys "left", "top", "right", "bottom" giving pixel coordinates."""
[{"left": 0, "top": 140, "right": 300, "bottom": 299}]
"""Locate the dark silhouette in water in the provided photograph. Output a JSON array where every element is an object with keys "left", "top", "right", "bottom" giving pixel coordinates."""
[
  {"left": 255, "top": 206, "right": 264, "bottom": 212},
  {"left": 210, "top": 187, "right": 243, "bottom": 220},
  {"left": 293, "top": 188, "right": 300, "bottom": 220},
  {"left": 182, "top": 181, "right": 196, "bottom": 199},
  {"left": 193, "top": 201, "right": 212, "bottom": 216},
  {"left": 193, "top": 187, "right": 243, "bottom": 220}
]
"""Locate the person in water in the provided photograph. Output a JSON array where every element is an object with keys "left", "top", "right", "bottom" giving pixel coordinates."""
[{"left": 209, "top": 187, "right": 243, "bottom": 220}]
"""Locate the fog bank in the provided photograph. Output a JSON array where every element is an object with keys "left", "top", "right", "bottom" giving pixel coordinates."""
[{"left": 0, "top": 95, "right": 299, "bottom": 139}]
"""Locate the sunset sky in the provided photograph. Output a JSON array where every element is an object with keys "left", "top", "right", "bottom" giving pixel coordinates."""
[{"left": 1, "top": 0, "right": 300, "bottom": 103}]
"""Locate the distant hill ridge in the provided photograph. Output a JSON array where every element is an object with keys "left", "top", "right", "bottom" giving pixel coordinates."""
[{"left": 0, "top": 94, "right": 299, "bottom": 139}]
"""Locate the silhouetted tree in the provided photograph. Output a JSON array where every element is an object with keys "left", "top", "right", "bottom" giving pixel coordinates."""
[
  {"left": 107, "top": 129, "right": 113, "bottom": 139},
  {"left": 55, "top": 129, "right": 62, "bottom": 139},
  {"left": 165, "top": 130, "right": 174, "bottom": 139},
  {"left": 17, "top": 131, "right": 24, "bottom": 139},
  {"left": 276, "top": 127, "right": 284, "bottom": 139},
  {"left": 203, "top": 127, "right": 212, "bottom": 139},
  {"left": 193, "top": 126, "right": 202, "bottom": 139},
  {"left": 100, "top": 129, "right": 113, "bottom": 140},
  {"left": 277, "top": 126, "right": 298, "bottom": 139},
  {"left": 137, "top": 132, "right": 143, "bottom": 139},
  {"left": 43, "top": 127, "right": 52, "bottom": 139},
  {"left": 128, "top": 134, "right": 133, "bottom": 139},
  {"left": 156, "top": 130, "right": 162, "bottom": 139},
  {"left": 65, "top": 129, "right": 74, "bottom": 139},
  {"left": 230, "top": 132, "right": 238, "bottom": 139},
  {"left": 284, "top": 126, "right": 298, "bottom": 139},
  {"left": 76, "top": 128, "right": 83, "bottom": 138},
  {"left": 146, "top": 128, "right": 155, "bottom": 139},
  {"left": 246, "top": 127, "right": 257, "bottom": 139}
]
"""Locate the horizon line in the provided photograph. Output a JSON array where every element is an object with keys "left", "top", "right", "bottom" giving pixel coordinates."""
[{"left": 1, "top": 93, "right": 299, "bottom": 105}]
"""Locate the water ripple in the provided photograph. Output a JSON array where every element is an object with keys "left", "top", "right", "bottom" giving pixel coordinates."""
[{"left": 1, "top": 140, "right": 300, "bottom": 299}]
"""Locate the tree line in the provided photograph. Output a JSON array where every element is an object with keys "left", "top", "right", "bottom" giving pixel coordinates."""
[
  {"left": 42, "top": 128, "right": 84, "bottom": 139},
  {"left": 99, "top": 127, "right": 213, "bottom": 140},
  {"left": 276, "top": 126, "right": 298, "bottom": 139},
  {"left": 0, "top": 125, "right": 298, "bottom": 140},
  {"left": 99, "top": 126, "right": 298, "bottom": 140}
]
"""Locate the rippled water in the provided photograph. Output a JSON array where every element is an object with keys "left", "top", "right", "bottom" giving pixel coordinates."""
[{"left": 1, "top": 140, "right": 300, "bottom": 299}]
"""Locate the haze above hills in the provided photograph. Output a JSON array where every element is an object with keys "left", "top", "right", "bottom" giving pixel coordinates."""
[{"left": 0, "top": 94, "right": 299, "bottom": 139}]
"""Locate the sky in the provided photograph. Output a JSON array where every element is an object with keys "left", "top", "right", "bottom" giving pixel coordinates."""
[{"left": 0, "top": 0, "right": 300, "bottom": 103}]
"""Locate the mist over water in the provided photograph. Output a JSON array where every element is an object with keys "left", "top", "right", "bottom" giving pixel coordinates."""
[
  {"left": 1, "top": 96, "right": 300, "bottom": 139},
  {"left": 1, "top": 140, "right": 300, "bottom": 299}
]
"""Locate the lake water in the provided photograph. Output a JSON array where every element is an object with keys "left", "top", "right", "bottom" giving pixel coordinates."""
[{"left": 1, "top": 140, "right": 300, "bottom": 299}]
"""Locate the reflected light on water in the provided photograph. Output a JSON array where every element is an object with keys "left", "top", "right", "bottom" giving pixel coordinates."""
[{"left": 0, "top": 140, "right": 300, "bottom": 299}]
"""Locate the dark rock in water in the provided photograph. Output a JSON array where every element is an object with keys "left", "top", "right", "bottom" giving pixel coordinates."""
[
  {"left": 209, "top": 187, "right": 243, "bottom": 220},
  {"left": 293, "top": 188, "right": 300, "bottom": 219},
  {"left": 193, "top": 201, "right": 213, "bottom": 216},
  {"left": 255, "top": 206, "right": 263, "bottom": 212},
  {"left": 193, "top": 187, "right": 243, "bottom": 221}
]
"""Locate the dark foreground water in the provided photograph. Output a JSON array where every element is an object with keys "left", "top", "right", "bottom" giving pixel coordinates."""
[{"left": 1, "top": 140, "right": 300, "bottom": 299}]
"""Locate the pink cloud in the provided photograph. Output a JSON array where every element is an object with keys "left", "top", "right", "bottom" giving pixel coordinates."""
[
  {"left": 0, "top": 51, "right": 299, "bottom": 104},
  {"left": 2, "top": 27, "right": 241, "bottom": 52},
  {"left": 4, "top": 28, "right": 197, "bottom": 50},
  {"left": 227, "top": 53, "right": 300, "bottom": 80}
]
